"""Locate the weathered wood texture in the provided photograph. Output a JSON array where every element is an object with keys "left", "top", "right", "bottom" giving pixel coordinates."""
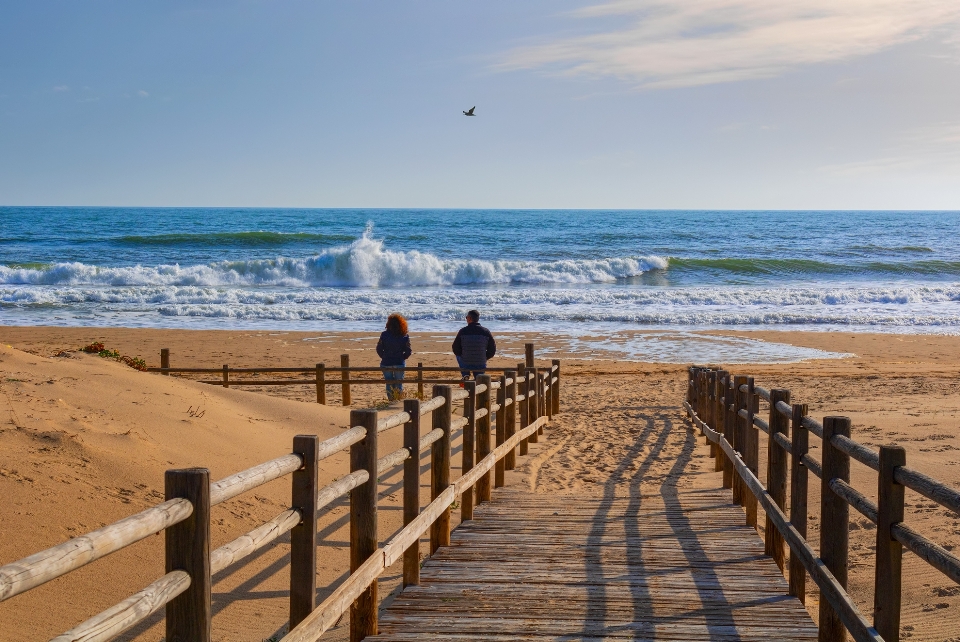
[
  {"left": 290, "top": 435, "right": 319, "bottom": 628},
  {"left": 350, "top": 410, "right": 379, "bottom": 642},
  {"left": 369, "top": 488, "right": 817, "bottom": 641},
  {"left": 341, "top": 354, "right": 351, "bottom": 406}
]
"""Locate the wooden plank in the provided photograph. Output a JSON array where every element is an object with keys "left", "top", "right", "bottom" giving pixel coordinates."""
[{"left": 371, "top": 486, "right": 817, "bottom": 642}]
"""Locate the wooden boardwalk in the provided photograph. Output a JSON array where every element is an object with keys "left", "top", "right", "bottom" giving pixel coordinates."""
[{"left": 370, "top": 487, "right": 818, "bottom": 641}]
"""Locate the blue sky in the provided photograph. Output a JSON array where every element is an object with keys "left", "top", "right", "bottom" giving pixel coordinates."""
[{"left": 1, "top": 1, "right": 959, "bottom": 209}]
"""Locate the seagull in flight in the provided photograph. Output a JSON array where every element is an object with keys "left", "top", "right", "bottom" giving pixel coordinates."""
[{"left": 463, "top": 106, "right": 476, "bottom": 116}]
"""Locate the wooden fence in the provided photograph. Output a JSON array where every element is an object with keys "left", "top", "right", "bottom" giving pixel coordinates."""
[
  {"left": 150, "top": 343, "right": 560, "bottom": 410},
  {"left": 0, "top": 361, "right": 561, "bottom": 641},
  {"left": 684, "top": 367, "right": 960, "bottom": 642}
]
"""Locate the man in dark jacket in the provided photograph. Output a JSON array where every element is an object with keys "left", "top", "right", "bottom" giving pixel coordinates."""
[{"left": 452, "top": 309, "right": 496, "bottom": 380}]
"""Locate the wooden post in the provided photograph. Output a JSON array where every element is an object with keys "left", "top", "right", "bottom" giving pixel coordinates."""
[
  {"left": 715, "top": 370, "right": 728, "bottom": 472},
  {"left": 544, "top": 372, "right": 553, "bottom": 422},
  {"left": 476, "top": 374, "right": 493, "bottom": 503},
  {"left": 687, "top": 367, "right": 695, "bottom": 405},
  {"left": 290, "top": 435, "right": 319, "bottom": 628},
  {"left": 222, "top": 364, "right": 229, "bottom": 388},
  {"left": 538, "top": 371, "right": 546, "bottom": 434},
  {"left": 341, "top": 354, "right": 351, "bottom": 406},
  {"left": 702, "top": 370, "right": 717, "bottom": 444},
  {"left": 316, "top": 363, "right": 326, "bottom": 405},
  {"left": 495, "top": 374, "right": 506, "bottom": 487},
  {"left": 874, "top": 445, "right": 906, "bottom": 641},
  {"left": 732, "top": 375, "right": 748, "bottom": 505},
  {"left": 551, "top": 359, "right": 560, "bottom": 415},
  {"left": 165, "top": 468, "right": 211, "bottom": 642},
  {"left": 744, "top": 376, "right": 758, "bottom": 528},
  {"left": 524, "top": 343, "right": 535, "bottom": 368},
  {"left": 517, "top": 365, "right": 529, "bottom": 457},
  {"left": 528, "top": 368, "right": 540, "bottom": 444},
  {"left": 402, "top": 399, "right": 421, "bottom": 588},
  {"left": 695, "top": 370, "right": 703, "bottom": 420},
  {"left": 766, "top": 389, "right": 790, "bottom": 571},
  {"left": 819, "top": 416, "right": 851, "bottom": 642},
  {"left": 505, "top": 369, "right": 517, "bottom": 471},
  {"left": 789, "top": 403, "right": 809, "bottom": 603},
  {"left": 350, "top": 410, "right": 378, "bottom": 642},
  {"left": 160, "top": 348, "right": 170, "bottom": 374},
  {"left": 417, "top": 362, "right": 424, "bottom": 398},
  {"left": 722, "top": 374, "right": 734, "bottom": 489},
  {"left": 430, "top": 385, "right": 452, "bottom": 553},
  {"left": 461, "top": 381, "right": 477, "bottom": 523}
]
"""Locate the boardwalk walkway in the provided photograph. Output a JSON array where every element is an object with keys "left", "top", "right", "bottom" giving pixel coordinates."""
[{"left": 370, "top": 487, "right": 817, "bottom": 641}]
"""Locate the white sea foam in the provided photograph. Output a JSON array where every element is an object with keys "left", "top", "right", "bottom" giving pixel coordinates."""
[
  {"left": 4, "top": 283, "right": 960, "bottom": 327},
  {"left": 0, "top": 230, "right": 668, "bottom": 288}
]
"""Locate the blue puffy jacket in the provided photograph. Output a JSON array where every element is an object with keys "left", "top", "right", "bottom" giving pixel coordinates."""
[
  {"left": 377, "top": 331, "right": 412, "bottom": 366},
  {"left": 452, "top": 322, "right": 496, "bottom": 367}
]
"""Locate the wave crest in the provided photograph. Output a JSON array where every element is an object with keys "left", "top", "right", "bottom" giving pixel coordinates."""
[{"left": 0, "top": 230, "right": 667, "bottom": 287}]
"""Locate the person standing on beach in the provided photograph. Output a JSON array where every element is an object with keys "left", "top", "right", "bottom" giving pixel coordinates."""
[
  {"left": 377, "top": 313, "right": 412, "bottom": 400},
  {"left": 452, "top": 309, "right": 496, "bottom": 380}
]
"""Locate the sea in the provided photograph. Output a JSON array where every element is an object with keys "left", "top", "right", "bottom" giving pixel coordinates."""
[{"left": 2, "top": 207, "right": 958, "bottom": 363}]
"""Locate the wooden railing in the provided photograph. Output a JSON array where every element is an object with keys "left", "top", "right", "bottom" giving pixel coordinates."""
[
  {"left": 0, "top": 363, "right": 560, "bottom": 641},
  {"left": 149, "top": 343, "right": 561, "bottom": 410},
  {"left": 684, "top": 367, "right": 960, "bottom": 642}
]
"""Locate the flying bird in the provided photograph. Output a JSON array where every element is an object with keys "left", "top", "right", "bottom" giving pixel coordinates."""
[{"left": 463, "top": 106, "right": 476, "bottom": 116}]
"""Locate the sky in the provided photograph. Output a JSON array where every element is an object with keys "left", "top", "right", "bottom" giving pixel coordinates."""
[{"left": 1, "top": 0, "right": 959, "bottom": 209}]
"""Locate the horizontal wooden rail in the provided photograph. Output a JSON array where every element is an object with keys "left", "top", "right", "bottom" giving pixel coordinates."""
[
  {"left": 891, "top": 522, "right": 960, "bottom": 585},
  {"left": 0, "top": 498, "right": 193, "bottom": 602},
  {"left": 894, "top": 467, "right": 960, "bottom": 515},
  {"left": 53, "top": 571, "right": 191, "bottom": 642},
  {"left": 772, "top": 431, "right": 792, "bottom": 454},
  {"left": 211, "top": 509, "right": 302, "bottom": 574},
  {"left": 318, "top": 471, "right": 368, "bottom": 511},
  {"left": 149, "top": 366, "right": 529, "bottom": 374},
  {"left": 829, "top": 478, "right": 879, "bottom": 523},
  {"left": 195, "top": 378, "right": 471, "bottom": 386},
  {"left": 801, "top": 415, "right": 824, "bottom": 438},
  {"left": 210, "top": 454, "right": 304, "bottom": 506},
  {"left": 801, "top": 453, "right": 823, "bottom": 479}
]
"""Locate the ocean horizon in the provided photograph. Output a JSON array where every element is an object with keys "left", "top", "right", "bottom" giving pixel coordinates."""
[{"left": 3, "top": 207, "right": 959, "bottom": 360}]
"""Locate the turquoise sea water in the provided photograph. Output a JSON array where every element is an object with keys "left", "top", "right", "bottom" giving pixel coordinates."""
[{"left": 1, "top": 208, "right": 958, "bottom": 360}]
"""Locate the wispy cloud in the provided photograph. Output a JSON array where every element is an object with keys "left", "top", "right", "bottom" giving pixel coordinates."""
[
  {"left": 52, "top": 85, "right": 69, "bottom": 92},
  {"left": 820, "top": 121, "right": 960, "bottom": 176},
  {"left": 137, "top": 89, "right": 149, "bottom": 98},
  {"left": 500, "top": 1, "right": 960, "bottom": 89}
]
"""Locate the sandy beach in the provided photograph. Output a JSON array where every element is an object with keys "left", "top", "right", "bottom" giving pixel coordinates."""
[{"left": 2, "top": 326, "right": 959, "bottom": 641}]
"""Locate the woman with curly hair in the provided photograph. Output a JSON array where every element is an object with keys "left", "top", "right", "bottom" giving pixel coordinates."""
[{"left": 376, "top": 313, "right": 412, "bottom": 400}]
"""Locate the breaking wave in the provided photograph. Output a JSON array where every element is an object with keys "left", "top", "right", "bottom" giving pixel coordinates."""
[{"left": 0, "top": 230, "right": 667, "bottom": 287}]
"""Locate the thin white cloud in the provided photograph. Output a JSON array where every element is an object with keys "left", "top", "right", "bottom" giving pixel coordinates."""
[
  {"left": 52, "top": 85, "right": 69, "bottom": 92},
  {"left": 137, "top": 89, "right": 149, "bottom": 98},
  {"left": 820, "top": 122, "right": 960, "bottom": 176},
  {"left": 500, "top": 1, "right": 960, "bottom": 89}
]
